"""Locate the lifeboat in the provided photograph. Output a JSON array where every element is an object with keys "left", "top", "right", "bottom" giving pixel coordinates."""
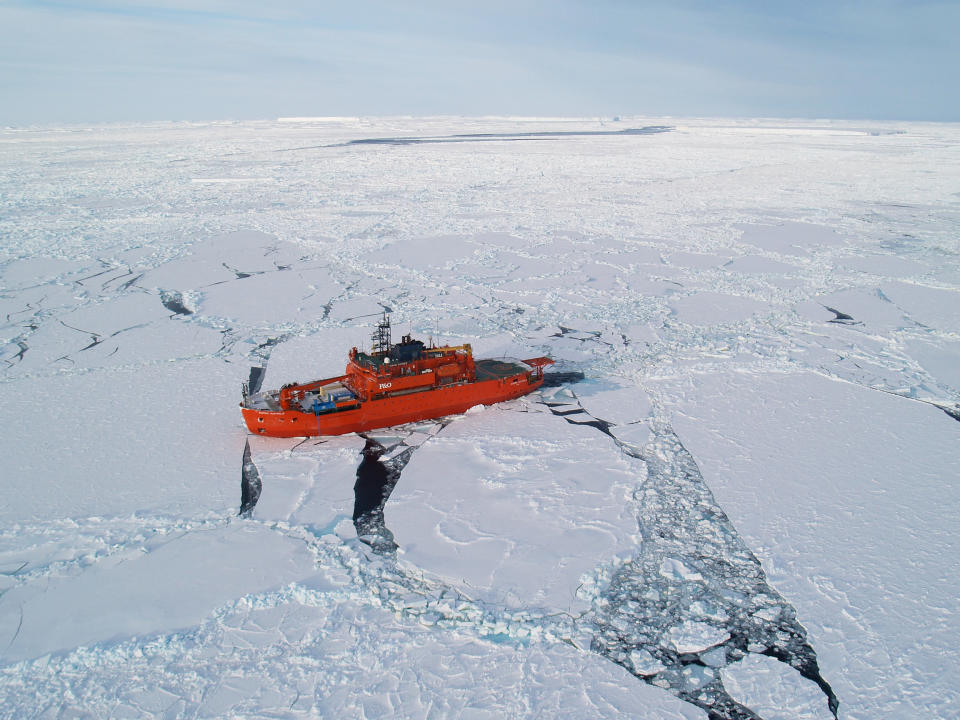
[{"left": 241, "top": 314, "right": 553, "bottom": 437}]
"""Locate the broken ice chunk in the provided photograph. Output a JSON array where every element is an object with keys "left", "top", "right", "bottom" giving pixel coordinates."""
[
  {"left": 667, "top": 620, "right": 730, "bottom": 654},
  {"left": 659, "top": 557, "right": 704, "bottom": 583}
]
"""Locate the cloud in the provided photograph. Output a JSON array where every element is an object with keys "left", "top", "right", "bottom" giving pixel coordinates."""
[{"left": 1, "top": 0, "right": 957, "bottom": 123}]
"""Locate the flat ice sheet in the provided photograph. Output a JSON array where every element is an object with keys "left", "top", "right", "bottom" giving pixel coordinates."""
[
  {"left": 0, "top": 521, "right": 317, "bottom": 661},
  {"left": 389, "top": 407, "right": 642, "bottom": 614},
  {"left": 0, "top": 358, "right": 241, "bottom": 523}
]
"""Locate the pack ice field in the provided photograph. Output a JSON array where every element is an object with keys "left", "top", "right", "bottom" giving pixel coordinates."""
[{"left": 1, "top": 117, "right": 959, "bottom": 719}]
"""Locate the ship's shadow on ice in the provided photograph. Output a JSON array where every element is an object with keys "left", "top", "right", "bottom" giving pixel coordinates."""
[{"left": 541, "top": 390, "right": 838, "bottom": 720}]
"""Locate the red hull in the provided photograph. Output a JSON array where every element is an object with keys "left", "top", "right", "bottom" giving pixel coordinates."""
[
  {"left": 241, "top": 314, "right": 552, "bottom": 437},
  {"left": 243, "top": 371, "right": 544, "bottom": 437}
]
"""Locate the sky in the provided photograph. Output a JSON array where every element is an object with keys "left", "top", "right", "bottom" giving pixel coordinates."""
[{"left": 1, "top": 0, "right": 958, "bottom": 125}]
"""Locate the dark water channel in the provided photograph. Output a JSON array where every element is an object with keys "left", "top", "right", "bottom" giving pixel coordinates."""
[
  {"left": 345, "top": 126, "right": 672, "bottom": 147},
  {"left": 353, "top": 437, "right": 414, "bottom": 552},
  {"left": 239, "top": 439, "right": 261, "bottom": 517},
  {"left": 160, "top": 290, "right": 192, "bottom": 316}
]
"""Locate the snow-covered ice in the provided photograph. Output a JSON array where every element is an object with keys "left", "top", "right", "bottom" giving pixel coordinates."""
[
  {"left": 1, "top": 116, "right": 959, "bottom": 718},
  {"left": 390, "top": 408, "right": 641, "bottom": 614}
]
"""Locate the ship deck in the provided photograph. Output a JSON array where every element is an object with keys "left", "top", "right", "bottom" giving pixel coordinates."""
[
  {"left": 243, "top": 359, "right": 532, "bottom": 413},
  {"left": 243, "top": 392, "right": 282, "bottom": 411},
  {"left": 474, "top": 358, "right": 530, "bottom": 381}
]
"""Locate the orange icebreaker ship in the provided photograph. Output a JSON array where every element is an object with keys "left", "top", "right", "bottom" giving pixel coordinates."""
[{"left": 241, "top": 314, "right": 553, "bottom": 437}]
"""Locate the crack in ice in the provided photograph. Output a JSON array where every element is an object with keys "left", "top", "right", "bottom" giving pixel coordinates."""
[{"left": 537, "top": 384, "right": 839, "bottom": 720}]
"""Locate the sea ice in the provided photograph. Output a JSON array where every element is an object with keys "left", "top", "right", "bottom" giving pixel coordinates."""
[
  {"left": 389, "top": 408, "right": 641, "bottom": 614},
  {"left": 661, "top": 370, "right": 960, "bottom": 719},
  {"left": 1, "top": 115, "right": 958, "bottom": 719}
]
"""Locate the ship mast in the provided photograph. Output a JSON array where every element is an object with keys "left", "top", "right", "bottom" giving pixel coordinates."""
[{"left": 371, "top": 311, "right": 392, "bottom": 356}]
